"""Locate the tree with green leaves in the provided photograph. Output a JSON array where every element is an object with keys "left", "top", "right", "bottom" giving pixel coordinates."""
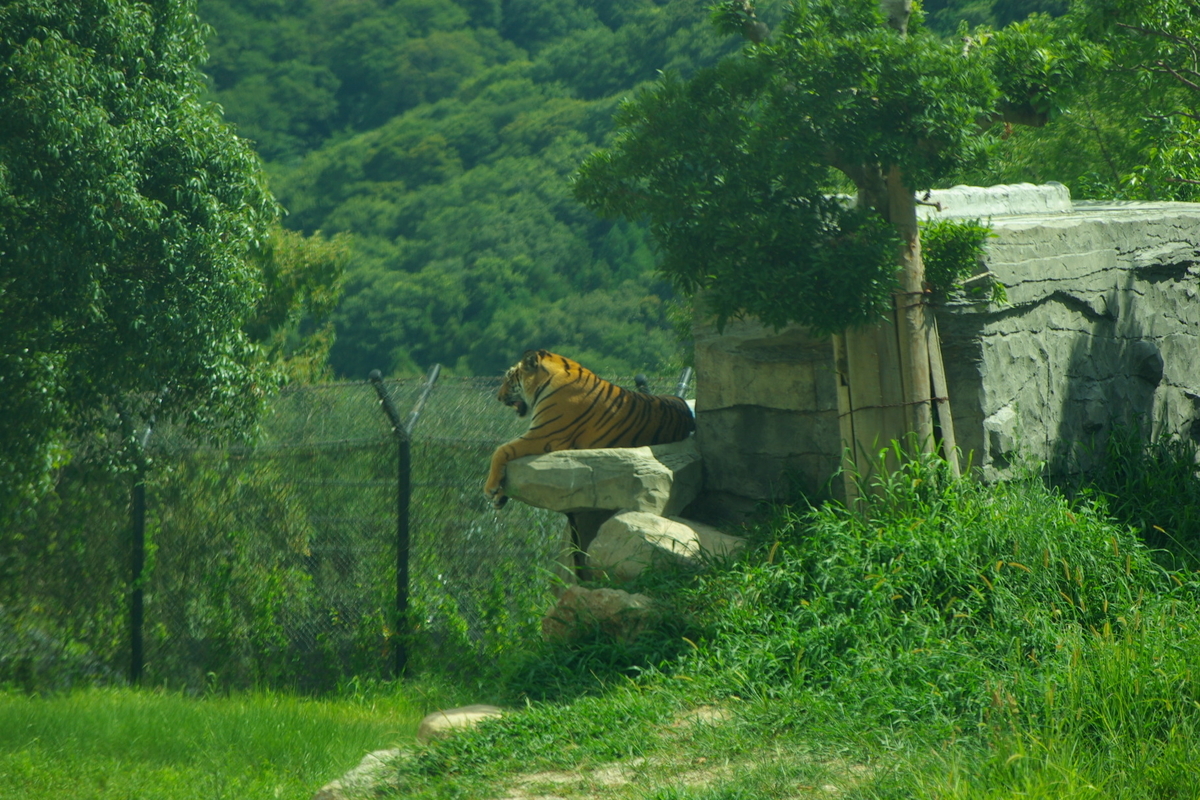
[
  {"left": 575, "top": 0, "right": 1082, "bottom": 486},
  {"left": 1072, "top": 0, "right": 1200, "bottom": 199},
  {"left": 0, "top": 0, "right": 313, "bottom": 509}
]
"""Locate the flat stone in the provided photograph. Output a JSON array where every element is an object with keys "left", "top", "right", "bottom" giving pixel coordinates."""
[
  {"left": 311, "top": 748, "right": 404, "bottom": 800},
  {"left": 587, "top": 511, "right": 745, "bottom": 582},
  {"left": 505, "top": 437, "right": 701, "bottom": 516},
  {"left": 417, "top": 704, "right": 505, "bottom": 743}
]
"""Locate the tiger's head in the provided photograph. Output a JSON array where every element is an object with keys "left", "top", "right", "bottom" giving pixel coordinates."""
[{"left": 497, "top": 349, "right": 551, "bottom": 418}]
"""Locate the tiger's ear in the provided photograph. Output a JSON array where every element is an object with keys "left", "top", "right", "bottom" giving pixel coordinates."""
[{"left": 522, "top": 350, "right": 544, "bottom": 370}]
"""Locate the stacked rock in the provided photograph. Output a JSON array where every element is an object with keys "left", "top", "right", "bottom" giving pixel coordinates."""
[{"left": 505, "top": 436, "right": 744, "bottom": 582}]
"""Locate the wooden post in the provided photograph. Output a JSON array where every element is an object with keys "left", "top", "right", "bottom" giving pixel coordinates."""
[
  {"left": 834, "top": 167, "right": 959, "bottom": 499},
  {"left": 833, "top": 307, "right": 907, "bottom": 503},
  {"left": 888, "top": 165, "right": 935, "bottom": 452},
  {"left": 927, "top": 315, "right": 961, "bottom": 477}
]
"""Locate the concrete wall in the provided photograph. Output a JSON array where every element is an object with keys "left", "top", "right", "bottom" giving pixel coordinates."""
[{"left": 692, "top": 189, "right": 1200, "bottom": 514}]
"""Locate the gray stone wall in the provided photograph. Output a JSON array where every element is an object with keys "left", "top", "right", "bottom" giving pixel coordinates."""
[{"left": 692, "top": 191, "right": 1200, "bottom": 514}]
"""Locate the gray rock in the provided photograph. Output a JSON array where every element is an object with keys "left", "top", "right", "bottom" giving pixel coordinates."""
[
  {"left": 586, "top": 511, "right": 746, "bottom": 582},
  {"left": 311, "top": 748, "right": 404, "bottom": 800},
  {"left": 541, "top": 586, "right": 659, "bottom": 642},
  {"left": 505, "top": 437, "right": 701, "bottom": 516},
  {"left": 416, "top": 704, "right": 505, "bottom": 743}
]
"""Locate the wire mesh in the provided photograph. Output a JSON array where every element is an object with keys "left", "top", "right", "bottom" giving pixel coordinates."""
[{"left": 0, "top": 371, "right": 694, "bottom": 691}]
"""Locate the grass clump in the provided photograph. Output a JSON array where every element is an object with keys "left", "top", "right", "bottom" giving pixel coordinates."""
[
  {"left": 1061, "top": 425, "right": 1200, "bottom": 569},
  {"left": 678, "top": 457, "right": 1173, "bottom": 728}
]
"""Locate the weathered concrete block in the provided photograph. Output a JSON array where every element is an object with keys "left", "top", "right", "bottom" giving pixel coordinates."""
[
  {"left": 919, "top": 182, "right": 1073, "bottom": 219},
  {"left": 939, "top": 200, "right": 1200, "bottom": 479},
  {"left": 695, "top": 188, "right": 1200, "bottom": 509},
  {"left": 587, "top": 510, "right": 745, "bottom": 582},
  {"left": 505, "top": 437, "right": 701, "bottom": 516},
  {"left": 693, "top": 318, "right": 842, "bottom": 515}
]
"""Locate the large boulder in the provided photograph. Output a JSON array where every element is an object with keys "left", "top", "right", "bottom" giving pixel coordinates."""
[
  {"left": 587, "top": 511, "right": 746, "bottom": 582},
  {"left": 541, "top": 586, "right": 659, "bottom": 643},
  {"left": 505, "top": 437, "right": 701, "bottom": 516}
]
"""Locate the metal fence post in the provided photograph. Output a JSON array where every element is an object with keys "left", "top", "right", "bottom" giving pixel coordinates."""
[
  {"left": 129, "top": 419, "right": 154, "bottom": 685},
  {"left": 370, "top": 365, "right": 440, "bottom": 679},
  {"left": 674, "top": 366, "right": 694, "bottom": 398},
  {"left": 130, "top": 476, "right": 145, "bottom": 684}
]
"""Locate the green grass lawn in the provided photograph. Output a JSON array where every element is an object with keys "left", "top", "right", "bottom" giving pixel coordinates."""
[
  {"left": 0, "top": 687, "right": 428, "bottom": 800},
  {"left": 6, "top": 444, "right": 1200, "bottom": 799}
]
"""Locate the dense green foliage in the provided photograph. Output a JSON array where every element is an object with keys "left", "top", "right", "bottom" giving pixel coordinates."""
[
  {"left": 921, "top": 217, "right": 1005, "bottom": 303},
  {"left": 192, "top": 0, "right": 1200, "bottom": 378},
  {"left": 198, "top": 0, "right": 757, "bottom": 378},
  {"left": 573, "top": 0, "right": 1066, "bottom": 334},
  {"left": 0, "top": 0, "right": 282, "bottom": 507},
  {"left": 925, "top": 0, "right": 1068, "bottom": 34},
  {"left": 964, "top": 0, "right": 1200, "bottom": 201},
  {"left": 0, "top": 0, "right": 353, "bottom": 514}
]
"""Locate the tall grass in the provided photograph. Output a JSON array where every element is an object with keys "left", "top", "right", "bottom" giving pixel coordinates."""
[
  {"left": 673, "top": 456, "right": 1177, "bottom": 727},
  {"left": 393, "top": 454, "right": 1200, "bottom": 798},
  {"left": 8, "top": 431, "right": 1200, "bottom": 799},
  {"left": 1060, "top": 425, "right": 1200, "bottom": 569}
]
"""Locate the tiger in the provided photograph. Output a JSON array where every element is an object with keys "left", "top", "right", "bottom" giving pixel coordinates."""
[{"left": 484, "top": 349, "right": 695, "bottom": 508}]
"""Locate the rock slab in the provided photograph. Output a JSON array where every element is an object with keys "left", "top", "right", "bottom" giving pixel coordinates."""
[
  {"left": 505, "top": 437, "right": 701, "bottom": 516},
  {"left": 311, "top": 748, "right": 403, "bottom": 800}
]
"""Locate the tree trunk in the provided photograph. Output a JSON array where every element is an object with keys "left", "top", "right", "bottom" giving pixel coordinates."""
[
  {"left": 833, "top": 167, "right": 959, "bottom": 504},
  {"left": 888, "top": 165, "right": 935, "bottom": 450}
]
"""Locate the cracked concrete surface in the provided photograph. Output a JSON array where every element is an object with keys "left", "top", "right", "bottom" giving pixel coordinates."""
[{"left": 693, "top": 192, "right": 1200, "bottom": 509}]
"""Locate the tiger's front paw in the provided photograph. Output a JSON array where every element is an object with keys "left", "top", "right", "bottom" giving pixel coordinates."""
[{"left": 484, "top": 481, "right": 508, "bottom": 509}]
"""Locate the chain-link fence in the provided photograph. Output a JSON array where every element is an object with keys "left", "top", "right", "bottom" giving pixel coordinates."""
[{"left": 0, "top": 371, "right": 693, "bottom": 692}]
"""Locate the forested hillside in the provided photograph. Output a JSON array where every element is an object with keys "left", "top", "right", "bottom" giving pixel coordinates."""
[
  {"left": 196, "top": 0, "right": 747, "bottom": 377},
  {"left": 194, "top": 0, "right": 1123, "bottom": 379}
]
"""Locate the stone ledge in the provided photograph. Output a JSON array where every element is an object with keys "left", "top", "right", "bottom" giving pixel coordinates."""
[
  {"left": 919, "top": 182, "right": 1073, "bottom": 219},
  {"left": 505, "top": 437, "right": 701, "bottom": 516}
]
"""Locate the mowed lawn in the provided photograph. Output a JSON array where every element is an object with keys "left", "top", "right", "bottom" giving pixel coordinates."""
[{"left": 0, "top": 687, "right": 426, "bottom": 800}]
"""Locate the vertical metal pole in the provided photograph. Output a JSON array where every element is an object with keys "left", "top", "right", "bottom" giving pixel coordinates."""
[
  {"left": 673, "top": 366, "right": 694, "bottom": 398},
  {"left": 128, "top": 417, "right": 154, "bottom": 686},
  {"left": 395, "top": 435, "right": 410, "bottom": 678},
  {"left": 130, "top": 476, "right": 145, "bottom": 685},
  {"left": 370, "top": 366, "right": 437, "bottom": 679},
  {"left": 369, "top": 370, "right": 407, "bottom": 677}
]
